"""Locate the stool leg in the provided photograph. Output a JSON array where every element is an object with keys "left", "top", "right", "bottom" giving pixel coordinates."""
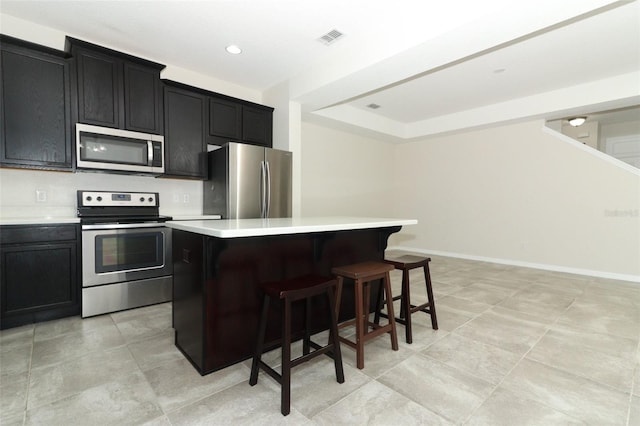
[
  {"left": 401, "top": 268, "right": 413, "bottom": 344},
  {"left": 383, "top": 271, "right": 399, "bottom": 351},
  {"left": 354, "top": 278, "right": 365, "bottom": 369},
  {"left": 250, "top": 295, "right": 270, "bottom": 386},
  {"left": 424, "top": 263, "right": 438, "bottom": 330},
  {"left": 281, "top": 297, "right": 292, "bottom": 416},
  {"left": 326, "top": 285, "right": 345, "bottom": 383},
  {"left": 303, "top": 297, "right": 311, "bottom": 355},
  {"left": 334, "top": 276, "right": 344, "bottom": 322},
  {"left": 373, "top": 281, "right": 384, "bottom": 325},
  {"left": 363, "top": 281, "right": 371, "bottom": 332}
]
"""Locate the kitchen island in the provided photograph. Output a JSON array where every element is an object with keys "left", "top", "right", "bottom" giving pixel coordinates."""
[{"left": 166, "top": 217, "right": 416, "bottom": 375}]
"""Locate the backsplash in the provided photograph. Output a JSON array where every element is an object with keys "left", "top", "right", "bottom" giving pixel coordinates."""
[{"left": 0, "top": 168, "right": 203, "bottom": 219}]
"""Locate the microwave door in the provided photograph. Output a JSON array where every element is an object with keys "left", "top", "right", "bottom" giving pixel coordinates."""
[
  {"left": 75, "top": 123, "right": 164, "bottom": 174},
  {"left": 81, "top": 134, "right": 148, "bottom": 165}
]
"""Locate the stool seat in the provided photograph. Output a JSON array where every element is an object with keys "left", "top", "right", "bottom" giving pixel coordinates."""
[
  {"left": 331, "top": 261, "right": 395, "bottom": 279},
  {"left": 332, "top": 261, "right": 398, "bottom": 369},
  {"left": 376, "top": 254, "right": 438, "bottom": 344},
  {"left": 250, "top": 274, "right": 344, "bottom": 416},
  {"left": 262, "top": 274, "right": 338, "bottom": 300},
  {"left": 384, "top": 254, "right": 429, "bottom": 269}
]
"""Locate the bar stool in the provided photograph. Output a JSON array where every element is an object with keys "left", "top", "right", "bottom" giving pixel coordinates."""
[
  {"left": 331, "top": 261, "right": 398, "bottom": 369},
  {"left": 375, "top": 254, "right": 438, "bottom": 344},
  {"left": 249, "top": 274, "right": 344, "bottom": 416}
]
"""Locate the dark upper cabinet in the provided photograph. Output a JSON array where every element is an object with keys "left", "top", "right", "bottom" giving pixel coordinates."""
[
  {"left": 67, "top": 37, "right": 164, "bottom": 134},
  {"left": 0, "top": 224, "right": 80, "bottom": 329},
  {"left": 0, "top": 36, "right": 72, "bottom": 170},
  {"left": 209, "top": 97, "right": 242, "bottom": 141},
  {"left": 209, "top": 95, "right": 273, "bottom": 147},
  {"left": 163, "top": 82, "right": 207, "bottom": 178},
  {"left": 74, "top": 47, "right": 121, "bottom": 127},
  {"left": 242, "top": 104, "right": 273, "bottom": 147},
  {"left": 125, "top": 62, "right": 163, "bottom": 133}
]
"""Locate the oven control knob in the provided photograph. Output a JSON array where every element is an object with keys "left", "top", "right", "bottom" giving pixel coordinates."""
[
  {"left": 140, "top": 197, "right": 145, "bottom": 202},
  {"left": 86, "top": 196, "right": 92, "bottom": 202},
  {"left": 148, "top": 197, "right": 154, "bottom": 203},
  {"left": 97, "top": 196, "right": 102, "bottom": 202}
]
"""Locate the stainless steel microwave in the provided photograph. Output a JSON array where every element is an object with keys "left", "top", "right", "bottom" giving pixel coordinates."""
[{"left": 76, "top": 123, "right": 164, "bottom": 175}]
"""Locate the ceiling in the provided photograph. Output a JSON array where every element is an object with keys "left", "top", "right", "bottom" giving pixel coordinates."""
[{"left": 1, "top": 0, "right": 638, "bottom": 141}]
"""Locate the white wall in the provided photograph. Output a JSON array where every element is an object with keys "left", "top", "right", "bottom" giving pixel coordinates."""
[
  {"left": 0, "top": 168, "right": 203, "bottom": 218},
  {"left": 391, "top": 120, "right": 640, "bottom": 281},
  {"left": 561, "top": 121, "right": 599, "bottom": 149},
  {"left": 300, "top": 121, "right": 395, "bottom": 217}
]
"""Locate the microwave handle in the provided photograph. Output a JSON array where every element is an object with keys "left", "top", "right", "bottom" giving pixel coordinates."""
[{"left": 147, "top": 141, "right": 153, "bottom": 166}]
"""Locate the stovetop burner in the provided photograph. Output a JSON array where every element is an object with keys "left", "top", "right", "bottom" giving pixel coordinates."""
[
  {"left": 79, "top": 215, "right": 173, "bottom": 225},
  {"left": 77, "top": 190, "right": 171, "bottom": 223}
]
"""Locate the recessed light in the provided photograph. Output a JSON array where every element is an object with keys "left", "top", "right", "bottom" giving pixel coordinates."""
[
  {"left": 366, "top": 103, "right": 381, "bottom": 109},
  {"left": 225, "top": 45, "right": 242, "bottom": 55},
  {"left": 568, "top": 117, "right": 587, "bottom": 127}
]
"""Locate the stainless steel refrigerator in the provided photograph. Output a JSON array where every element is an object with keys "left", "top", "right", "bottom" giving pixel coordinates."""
[{"left": 203, "top": 142, "right": 292, "bottom": 218}]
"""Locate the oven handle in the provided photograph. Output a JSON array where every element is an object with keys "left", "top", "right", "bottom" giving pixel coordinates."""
[{"left": 82, "top": 222, "right": 167, "bottom": 230}]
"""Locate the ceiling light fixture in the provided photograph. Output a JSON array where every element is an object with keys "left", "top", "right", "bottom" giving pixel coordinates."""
[
  {"left": 225, "top": 45, "right": 242, "bottom": 55},
  {"left": 568, "top": 117, "right": 587, "bottom": 127}
]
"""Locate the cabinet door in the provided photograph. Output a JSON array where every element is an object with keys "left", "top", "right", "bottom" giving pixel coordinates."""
[
  {"left": 209, "top": 97, "right": 241, "bottom": 141},
  {"left": 1, "top": 242, "right": 78, "bottom": 328},
  {"left": 124, "top": 62, "right": 163, "bottom": 134},
  {"left": 242, "top": 105, "right": 273, "bottom": 147},
  {"left": 0, "top": 44, "right": 72, "bottom": 169},
  {"left": 164, "top": 86, "right": 207, "bottom": 178},
  {"left": 76, "top": 49, "right": 122, "bottom": 128}
]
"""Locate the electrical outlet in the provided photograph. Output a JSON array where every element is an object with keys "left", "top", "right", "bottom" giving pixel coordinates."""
[
  {"left": 183, "top": 194, "right": 190, "bottom": 203},
  {"left": 36, "top": 190, "right": 47, "bottom": 203},
  {"left": 173, "top": 193, "right": 180, "bottom": 203}
]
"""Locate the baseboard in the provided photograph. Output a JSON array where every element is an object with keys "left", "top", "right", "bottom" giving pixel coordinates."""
[{"left": 388, "top": 245, "right": 640, "bottom": 284}]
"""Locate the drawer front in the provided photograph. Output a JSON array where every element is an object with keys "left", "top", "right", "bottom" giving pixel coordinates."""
[{"left": 1, "top": 225, "right": 78, "bottom": 244}]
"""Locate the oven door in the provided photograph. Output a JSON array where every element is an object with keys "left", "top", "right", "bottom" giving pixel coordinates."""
[{"left": 81, "top": 223, "right": 172, "bottom": 287}]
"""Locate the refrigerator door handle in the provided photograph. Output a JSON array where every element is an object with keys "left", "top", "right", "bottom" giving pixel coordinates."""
[
  {"left": 265, "top": 160, "right": 271, "bottom": 218},
  {"left": 260, "top": 161, "right": 267, "bottom": 218}
]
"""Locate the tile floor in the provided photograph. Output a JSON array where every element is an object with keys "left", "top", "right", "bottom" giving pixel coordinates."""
[{"left": 1, "top": 255, "right": 639, "bottom": 425}]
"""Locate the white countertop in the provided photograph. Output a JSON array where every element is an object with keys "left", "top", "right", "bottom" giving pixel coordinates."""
[
  {"left": 166, "top": 216, "right": 417, "bottom": 238},
  {"left": 0, "top": 217, "right": 81, "bottom": 226},
  {"left": 0, "top": 215, "right": 219, "bottom": 226},
  {"left": 170, "top": 215, "right": 221, "bottom": 221}
]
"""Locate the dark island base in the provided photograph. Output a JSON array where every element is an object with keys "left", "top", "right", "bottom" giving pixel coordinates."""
[{"left": 172, "top": 226, "right": 401, "bottom": 375}]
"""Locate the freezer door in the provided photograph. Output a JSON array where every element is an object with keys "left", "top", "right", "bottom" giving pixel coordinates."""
[
  {"left": 265, "top": 148, "right": 292, "bottom": 218},
  {"left": 228, "top": 143, "right": 265, "bottom": 218}
]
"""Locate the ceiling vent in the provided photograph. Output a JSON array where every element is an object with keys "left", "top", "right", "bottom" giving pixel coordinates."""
[
  {"left": 318, "top": 29, "right": 344, "bottom": 46},
  {"left": 366, "top": 103, "right": 381, "bottom": 109}
]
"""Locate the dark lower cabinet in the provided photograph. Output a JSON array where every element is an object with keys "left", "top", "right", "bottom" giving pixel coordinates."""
[
  {"left": 0, "top": 35, "right": 72, "bottom": 170},
  {"left": 163, "top": 82, "right": 207, "bottom": 178},
  {"left": 0, "top": 225, "right": 80, "bottom": 329}
]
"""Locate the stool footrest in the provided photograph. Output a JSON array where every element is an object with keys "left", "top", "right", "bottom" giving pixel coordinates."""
[
  {"left": 338, "top": 321, "right": 396, "bottom": 348},
  {"left": 379, "top": 302, "right": 433, "bottom": 316}
]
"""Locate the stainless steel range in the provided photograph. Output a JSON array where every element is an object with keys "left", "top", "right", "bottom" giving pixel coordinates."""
[{"left": 77, "top": 190, "right": 172, "bottom": 317}]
